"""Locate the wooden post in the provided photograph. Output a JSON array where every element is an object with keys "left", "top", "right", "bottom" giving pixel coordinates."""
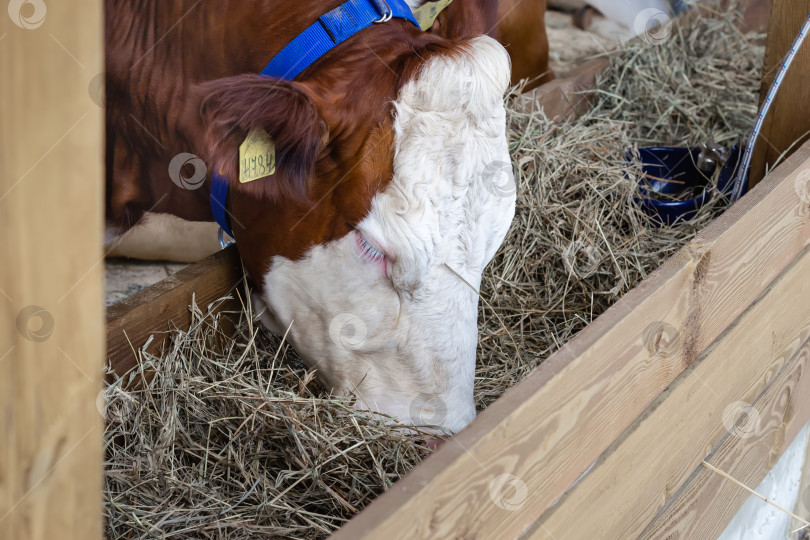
[
  {"left": 0, "top": 2, "right": 104, "bottom": 539},
  {"left": 749, "top": 0, "right": 810, "bottom": 188}
]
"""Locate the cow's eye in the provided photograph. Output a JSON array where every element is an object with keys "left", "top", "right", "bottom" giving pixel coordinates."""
[
  {"left": 357, "top": 232, "right": 386, "bottom": 263},
  {"left": 354, "top": 230, "right": 390, "bottom": 276}
]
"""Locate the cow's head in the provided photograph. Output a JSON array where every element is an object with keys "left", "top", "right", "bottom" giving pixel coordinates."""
[{"left": 193, "top": 31, "right": 514, "bottom": 433}]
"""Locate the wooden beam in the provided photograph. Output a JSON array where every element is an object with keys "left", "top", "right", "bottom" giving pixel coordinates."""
[
  {"left": 106, "top": 245, "right": 243, "bottom": 377},
  {"left": 331, "top": 141, "right": 810, "bottom": 540},
  {"left": 524, "top": 57, "right": 610, "bottom": 121},
  {"left": 0, "top": 2, "right": 104, "bottom": 539},
  {"left": 749, "top": 0, "right": 810, "bottom": 188},
  {"left": 637, "top": 337, "right": 810, "bottom": 540},
  {"left": 524, "top": 246, "right": 810, "bottom": 538}
]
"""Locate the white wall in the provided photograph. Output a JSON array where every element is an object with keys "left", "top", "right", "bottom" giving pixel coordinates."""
[{"left": 719, "top": 423, "right": 810, "bottom": 540}]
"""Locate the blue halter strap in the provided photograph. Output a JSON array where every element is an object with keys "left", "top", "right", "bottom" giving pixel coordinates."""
[{"left": 210, "top": 0, "right": 420, "bottom": 241}]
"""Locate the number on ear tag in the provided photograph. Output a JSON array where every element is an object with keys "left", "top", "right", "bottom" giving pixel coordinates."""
[{"left": 239, "top": 128, "right": 276, "bottom": 184}]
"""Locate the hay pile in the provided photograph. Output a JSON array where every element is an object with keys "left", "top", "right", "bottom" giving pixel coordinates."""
[
  {"left": 104, "top": 5, "right": 764, "bottom": 538},
  {"left": 476, "top": 3, "right": 764, "bottom": 405}
]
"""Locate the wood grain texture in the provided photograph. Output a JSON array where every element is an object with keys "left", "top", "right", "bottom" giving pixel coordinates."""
[
  {"left": 750, "top": 0, "right": 810, "bottom": 187},
  {"left": 525, "top": 57, "right": 610, "bottom": 121},
  {"left": 524, "top": 247, "right": 810, "bottom": 539},
  {"left": 641, "top": 338, "right": 810, "bottom": 540},
  {"left": 0, "top": 3, "right": 104, "bottom": 539},
  {"left": 331, "top": 141, "right": 810, "bottom": 540},
  {"left": 106, "top": 245, "right": 243, "bottom": 377},
  {"left": 637, "top": 335, "right": 810, "bottom": 540}
]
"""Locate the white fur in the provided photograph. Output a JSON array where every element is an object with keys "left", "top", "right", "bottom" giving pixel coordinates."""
[{"left": 257, "top": 36, "right": 514, "bottom": 433}]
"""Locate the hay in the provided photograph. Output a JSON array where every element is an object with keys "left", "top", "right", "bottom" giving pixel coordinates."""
[
  {"left": 104, "top": 299, "right": 428, "bottom": 538},
  {"left": 475, "top": 3, "right": 764, "bottom": 406},
  {"left": 104, "top": 5, "right": 765, "bottom": 538}
]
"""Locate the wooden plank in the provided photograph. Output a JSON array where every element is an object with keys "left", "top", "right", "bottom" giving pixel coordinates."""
[
  {"left": 637, "top": 337, "right": 810, "bottom": 540},
  {"left": 641, "top": 340, "right": 810, "bottom": 540},
  {"left": 522, "top": 246, "right": 810, "bottom": 538},
  {"left": 0, "top": 2, "right": 104, "bottom": 539},
  {"left": 523, "top": 57, "right": 610, "bottom": 121},
  {"left": 332, "top": 141, "right": 810, "bottom": 540},
  {"left": 106, "top": 245, "right": 243, "bottom": 377},
  {"left": 749, "top": 0, "right": 810, "bottom": 187}
]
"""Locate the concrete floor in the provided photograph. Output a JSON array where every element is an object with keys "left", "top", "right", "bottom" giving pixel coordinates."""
[{"left": 105, "top": 258, "right": 188, "bottom": 307}]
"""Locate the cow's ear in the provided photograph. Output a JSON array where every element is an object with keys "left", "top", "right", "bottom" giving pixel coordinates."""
[{"left": 191, "top": 74, "right": 324, "bottom": 203}]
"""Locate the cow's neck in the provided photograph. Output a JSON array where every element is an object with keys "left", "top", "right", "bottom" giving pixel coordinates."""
[
  {"left": 105, "top": 1, "right": 446, "bottom": 236},
  {"left": 228, "top": 23, "right": 454, "bottom": 282}
]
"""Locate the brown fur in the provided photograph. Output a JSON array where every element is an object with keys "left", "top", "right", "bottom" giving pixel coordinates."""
[
  {"left": 193, "top": 75, "right": 324, "bottom": 204},
  {"left": 224, "top": 25, "right": 463, "bottom": 285},
  {"left": 496, "top": 0, "right": 554, "bottom": 89},
  {"left": 429, "top": 0, "right": 499, "bottom": 38},
  {"left": 105, "top": 0, "right": 552, "bottom": 286},
  {"left": 106, "top": 1, "right": 460, "bottom": 288}
]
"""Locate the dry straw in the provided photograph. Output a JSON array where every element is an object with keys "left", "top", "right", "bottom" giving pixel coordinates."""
[{"left": 104, "top": 4, "right": 764, "bottom": 538}]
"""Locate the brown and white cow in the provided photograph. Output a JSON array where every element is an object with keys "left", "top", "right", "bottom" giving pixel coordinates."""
[{"left": 105, "top": 0, "right": 540, "bottom": 433}]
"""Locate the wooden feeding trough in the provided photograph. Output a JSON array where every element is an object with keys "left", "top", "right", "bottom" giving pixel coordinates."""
[
  {"left": 107, "top": 130, "right": 810, "bottom": 540},
  {"left": 3, "top": 0, "right": 809, "bottom": 538},
  {"left": 334, "top": 141, "right": 810, "bottom": 539}
]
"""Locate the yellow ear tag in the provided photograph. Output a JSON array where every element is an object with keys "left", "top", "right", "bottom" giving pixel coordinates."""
[
  {"left": 412, "top": 0, "right": 454, "bottom": 31},
  {"left": 239, "top": 128, "right": 276, "bottom": 183}
]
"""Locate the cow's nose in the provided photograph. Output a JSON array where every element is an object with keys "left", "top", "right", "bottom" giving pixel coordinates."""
[{"left": 423, "top": 436, "right": 446, "bottom": 453}]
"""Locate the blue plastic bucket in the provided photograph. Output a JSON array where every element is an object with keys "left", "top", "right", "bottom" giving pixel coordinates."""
[{"left": 629, "top": 144, "right": 746, "bottom": 225}]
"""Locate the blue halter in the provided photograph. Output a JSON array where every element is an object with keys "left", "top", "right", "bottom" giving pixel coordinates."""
[{"left": 210, "top": 0, "right": 420, "bottom": 241}]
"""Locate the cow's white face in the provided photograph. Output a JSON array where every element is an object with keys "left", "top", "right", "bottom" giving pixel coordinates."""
[{"left": 255, "top": 36, "right": 514, "bottom": 433}]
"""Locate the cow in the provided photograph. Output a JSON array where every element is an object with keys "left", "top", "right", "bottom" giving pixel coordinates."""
[
  {"left": 106, "top": 0, "right": 553, "bottom": 260},
  {"left": 104, "top": 0, "right": 536, "bottom": 434}
]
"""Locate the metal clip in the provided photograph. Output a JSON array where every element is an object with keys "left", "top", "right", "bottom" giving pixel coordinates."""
[
  {"left": 218, "top": 228, "right": 235, "bottom": 250},
  {"left": 697, "top": 141, "right": 726, "bottom": 175},
  {"left": 372, "top": 0, "right": 393, "bottom": 23}
]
